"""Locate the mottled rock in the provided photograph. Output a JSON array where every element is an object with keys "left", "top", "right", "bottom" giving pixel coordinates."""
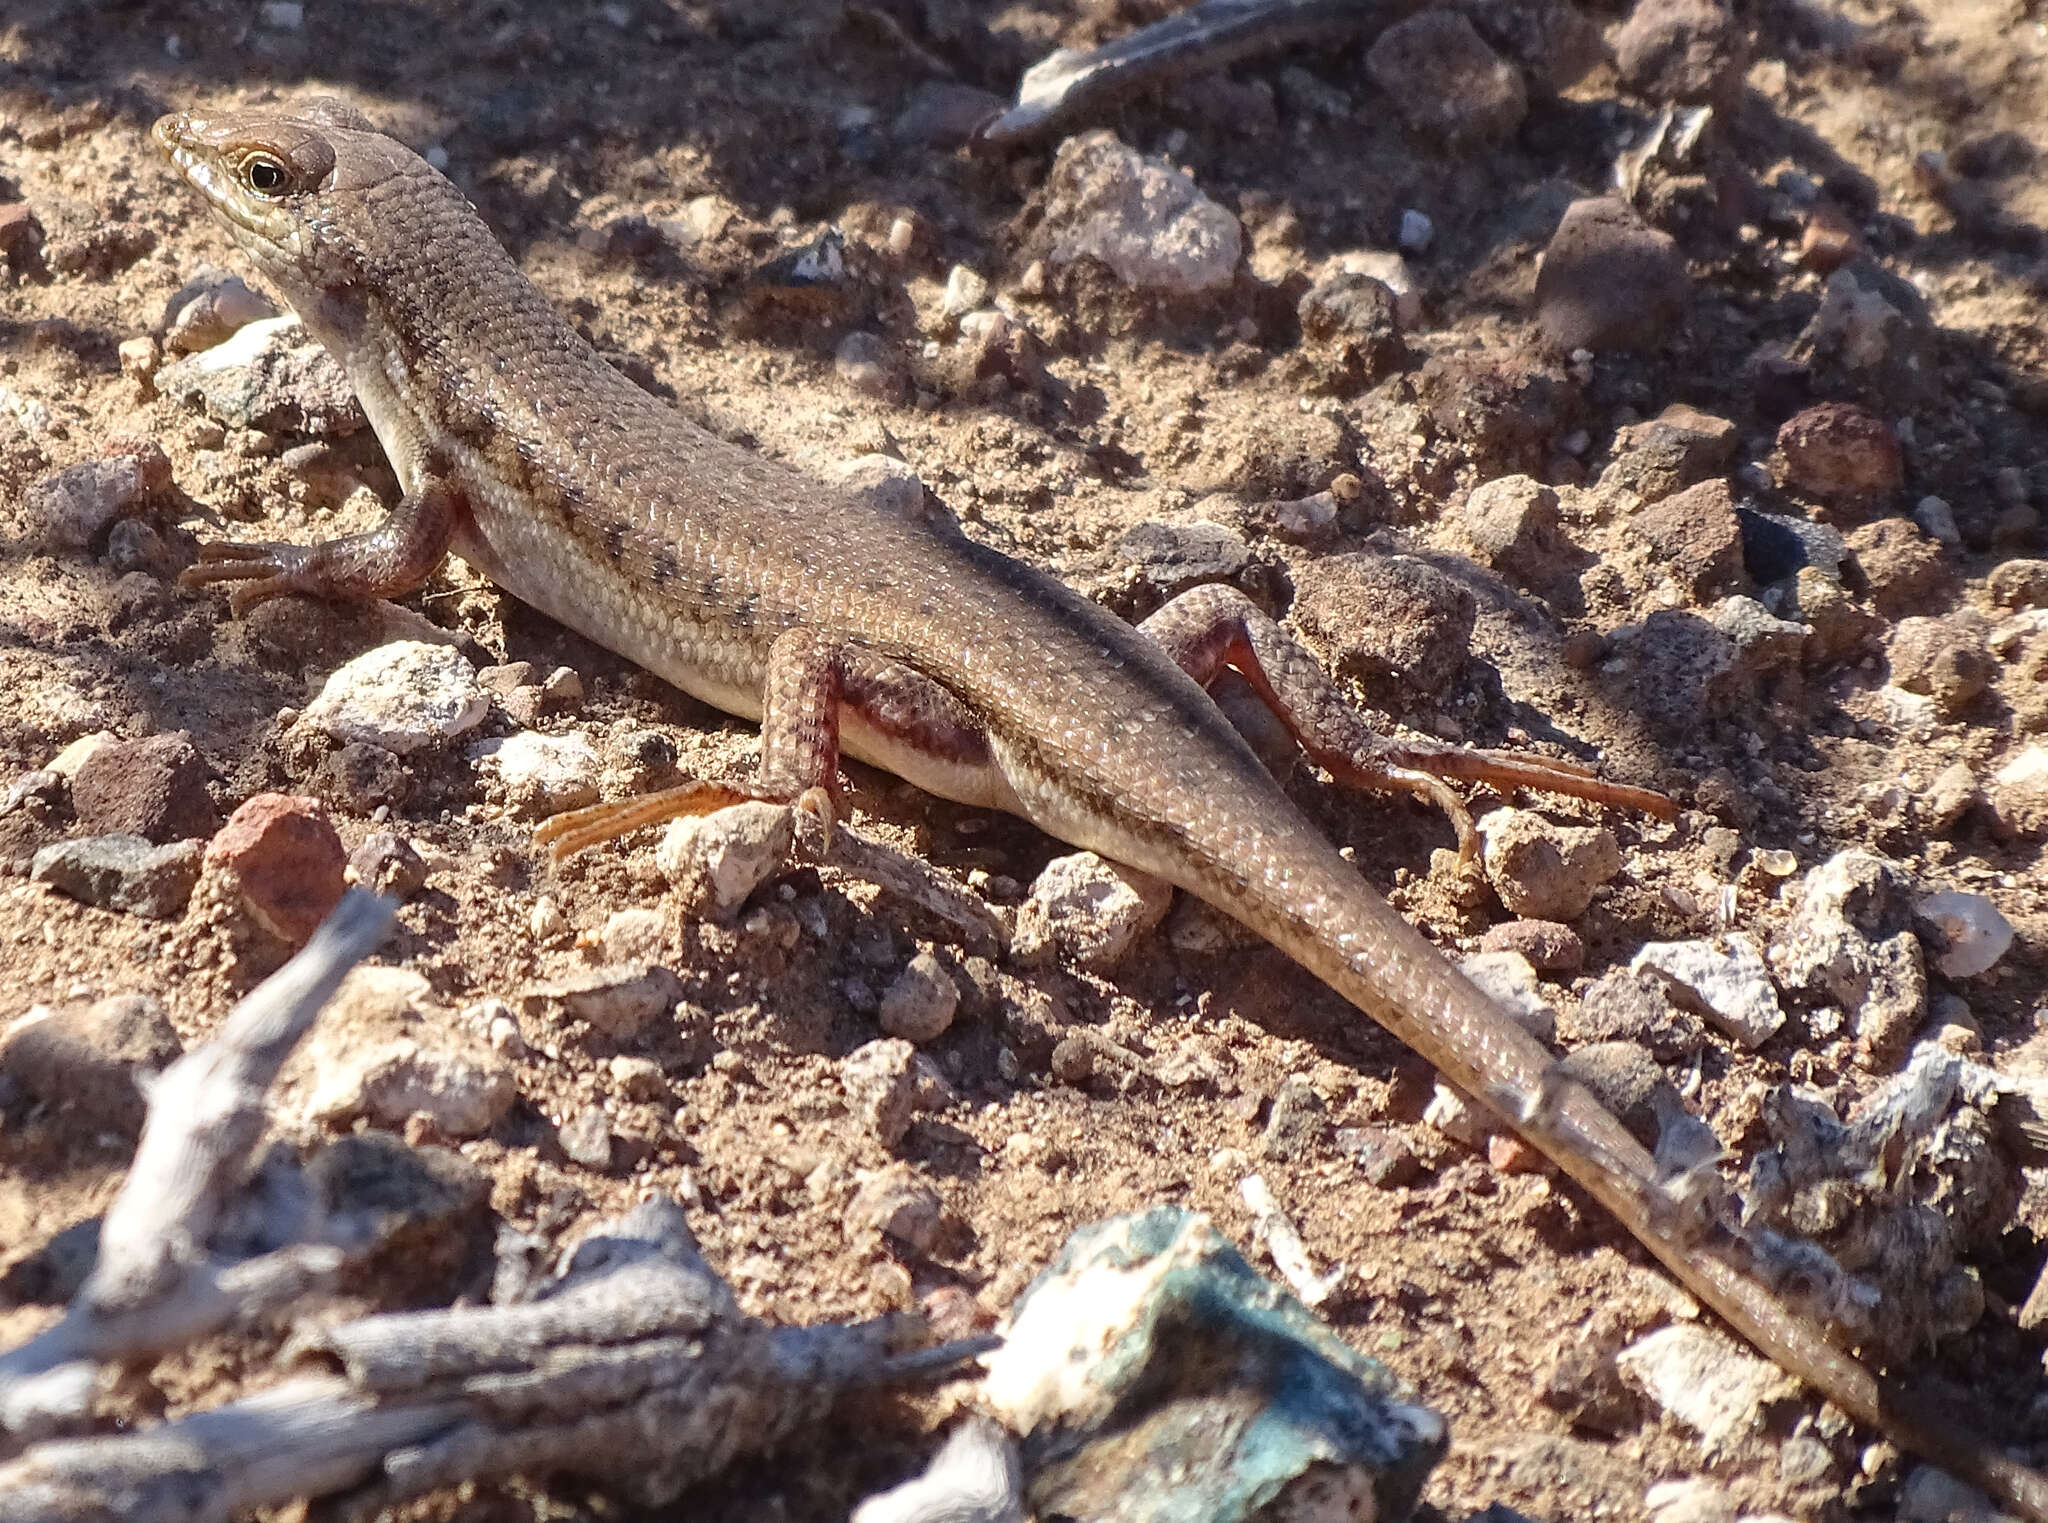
[
  {"left": 1560, "top": 966, "right": 1704, "bottom": 1058},
  {"left": 1296, "top": 271, "right": 1409, "bottom": 395},
  {"left": 25, "top": 449, "right": 168, "bottom": 552},
  {"left": 656, "top": 800, "right": 794, "bottom": 922},
  {"left": 1772, "top": 851, "right": 1925, "bottom": 1065},
  {"left": 1335, "top": 1124, "right": 1422, "bottom": 1187},
  {"left": 1557, "top": 1040, "right": 1675, "bottom": 1151},
  {"left": 347, "top": 831, "right": 428, "bottom": 899},
  {"left": 1011, "top": 852, "right": 1174, "bottom": 971},
  {"left": 834, "top": 331, "right": 904, "bottom": 401},
  {"left": 1479, "top": 808, "right": 1620, "bottom": 921},
  {"left": 1991, "top": 744, "right": 2048, "bottom": 838},
  {"left": 1365, "top": 10, "right": 1528, "bottom": 147},
  {"left": 558, "top": 1107, "right": 617, "bottom": 1170},
  {"left": 1462, "top": 475, "right": 1579, "bottom": 585},
  {"left": 468, "top": 730, "right": 603, "bottom": 817},
  {"left": 1628, "top": 479, "right": 1748, "bottom": 599},
  {"left": 600, "top": 906, "right": 667, "bottom": 964},
  {"left": 1602, "top": 404, "right": 1739, "bottom": 501},
  {"left": 1259, "top": 1074, "right": 1329, "bottom": 1161},
  {"left": 154, "top": 314, "right": 365, "bottom": 435},
  {"left": 1115, "top": 520, "right": 1253, "bottom": 602},
  {"left": 1040, "top": 131, "right": 1242, "bottom": 299},
  {"left": 879, "top": 950, "right": 960, "bottom": 1043},
  {"left": 1479, "top": 917, "right": 1584, "bottom": 973},
  {"left": 1464, "top": 955, "right": 1560, "bottom": 1047},
  {"left": 301, "top": 641, "right": 488, "bottom": 755},
  {"left": 1612, "top": 0, "right": 1747, "bottom": 103},
  {"left": 1774, "top": 402, "right": 1901, "bottom": 508},
  {"left": 1617, "top": 1325, "right": 1795, "bottom": 1450},
  {"left": 203, "top": 793, "right": 347, "bottom": 945},
  {"left": 521, "top": 964, "right": 685, "bottom": 1043},
  {"left": 1888, "top": 616, "right": 1995, "bottom": 716},
  {"left": 161, "top": 267, "right": 278, "bottom": 354},
  {"left": 296, "top": 966, "right": 516, "bottom": 1138},
  {"left": 1536, "top": 198, "right": 1690, "bottom": 352},
  {"left": 1631, "top": 935, "right": 1784, "bottom": 1047},
  {"left": 31, "top": 833, "right": 200, "bottom": 919},
  {"left": 70, "top": 731, "right": 220, "bottom": 843},
  {"left": 1988, "top": 558, "right": 2048, "bottom": 610},
  {"left": 842, "top": 1037, "right": 920, "bottom": 1148},
  {"left": 847, "top": 1162, "right": 944, "bottom": 1256},
  {"left": 1291, "top": 550, "right": 1476, "bottom": 696},
  {"left": 1845, "top": 517, "right": 1955, "bottom": 618},
  {"left": 1915, "top": 891, "right": 2015, "bottom": 979}
]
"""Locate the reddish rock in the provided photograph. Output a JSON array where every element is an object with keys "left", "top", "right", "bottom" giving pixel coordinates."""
[
  {"left": 1628, "top": 479, "right": 1749, "bottom": 599},
  {"left": 1535, "top": 198, "right": 1691, "bottom": 352},
  {"left": 1774, "top": 402, "right": 1902, "bottom": 508},
  {"left": 71, "top": 731, "right": 221, "bottom": 844},
  {"left": 0, "top": 201, "right": 46, "bottom": 270},
  {"left": 205, "top": 793, "right": 347, "bottom": 944}
]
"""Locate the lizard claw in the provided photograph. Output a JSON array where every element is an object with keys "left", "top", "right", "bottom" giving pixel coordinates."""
[{"left": 180, "top": 540, "right": 317, "bottom": 616}]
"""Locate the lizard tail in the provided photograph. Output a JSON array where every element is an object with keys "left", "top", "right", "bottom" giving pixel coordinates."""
[{"left": 1200, "top": 831, "right": 2048, "bottom": 1520}]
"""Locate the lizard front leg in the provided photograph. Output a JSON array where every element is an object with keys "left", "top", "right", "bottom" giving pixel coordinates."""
[
  {"left": 180, "top": 477, "right": 465, "bottom": 616},
  {"left": 536, "top": 629, "right": 998, "bottom": 860},
  {"left": 1140, "top": 582, "right": 1674, "bottom": 857}
]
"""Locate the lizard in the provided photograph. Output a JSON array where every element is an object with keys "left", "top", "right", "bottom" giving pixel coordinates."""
[{"left": 153, "top": 100, "right": 2048, "bottom": 1516}]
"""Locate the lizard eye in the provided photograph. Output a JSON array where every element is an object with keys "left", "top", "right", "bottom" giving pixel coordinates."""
[{"left": 243, "top": 154, "right": 290, "bottom": 196}]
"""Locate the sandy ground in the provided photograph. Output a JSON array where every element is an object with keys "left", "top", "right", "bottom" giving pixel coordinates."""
[{"left": 1, "top": 0, "right": 2046, "bottom": 1519}]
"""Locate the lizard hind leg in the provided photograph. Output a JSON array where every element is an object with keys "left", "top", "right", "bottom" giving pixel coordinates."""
[
  {"left": 535, "top": 627, "right": 848, "bottom": 862},
  {"left": 1138, "top": 582, "right": 1675, "bottom": 860}
]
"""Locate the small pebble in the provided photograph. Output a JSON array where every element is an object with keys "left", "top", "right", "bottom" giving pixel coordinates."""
[
  {"left": 1774, "top": 402, "right": 1902, "bottom": 506},
  {"left": 842, "top": 1037, "right": 919, "bottom": 1148},
  {"left": 1397, "top": 208, "right": 1434, "bottom": 253},
  {"left": 1365, "top": 10, "right": 1527, "bottom": 146},
  {"left": 878, "top": 950, "right": 959, "bottom": 1043},
  {"left": 70, "top": 731, "right": 221, "bottom": 844},
  {"left": 468, "top": 731, "right": 602, "bottom": 817},
  {"left": 346, "top": 830, "right": 427, "bottom": 898},
  {"left": 1479, "top": 918, "right": 1584, "bottom": 973},
  {"left": 1630, "top": 935, "right": 1785, "bottom": 1048},
  {"left": 656, "top": 800, "right": 793, "bottom": 922},
  {"left": 301, "top": 641, "right": 488, "bottom": 755},
  {"left": 1915, "top": 890, "right": 2015, "bottom": 979},
  {"left": 1479, "top": 807, "right": 1621, "bottom": 921},
  {"left": 32, "top": 833, "right": 202, "bottom": 919},
  {"left": 1039, "top": 131, "right": 1242, "bottom": 299},
  {"left": 941, "top": 264, "right": 989, "bottom": 317},
  {"left": 299, "top": 966, "right": 515, "bottom": 1138},
  {"left": 558, "top": 1106, "right": 617, "bottom": 1170},
  {"left": 1010, "top": 852, "right": 1174, "bottom": 971},
  {"left": 1535, "top": 197, "right": 1690, "bottom": 352},
  {"left": 846, "top": 1162, "right": 943, "bottom": 1256},
  {"left": 834, "top": 331, "right": 903, "bottom": 401},
  {"left": 521, "top": 964, "right": 684, "bottom": 1043}
]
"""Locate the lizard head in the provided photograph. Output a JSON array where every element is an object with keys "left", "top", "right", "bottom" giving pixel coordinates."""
[{"left": 152, "top": 99, "right": 439, "bottom": 313}]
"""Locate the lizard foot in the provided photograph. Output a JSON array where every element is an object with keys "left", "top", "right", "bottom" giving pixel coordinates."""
[
  {"left": 180, "top": 540, "right": 325, "bottom": 616},
  {"left": 534, "top": 781, "right": 752, "bottom": 860},
  {"left": 534, "top": 780, "right": 840, "bottom": 862}
]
